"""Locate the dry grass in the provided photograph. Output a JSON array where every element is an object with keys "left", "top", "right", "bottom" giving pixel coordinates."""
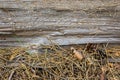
[{"left": 0, "top": 44, "right": 120, "bottom": 80}]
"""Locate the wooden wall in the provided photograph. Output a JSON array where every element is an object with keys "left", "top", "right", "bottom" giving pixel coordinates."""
[{"left": 0, "top": 0, "right": 120, "bottom": 47}]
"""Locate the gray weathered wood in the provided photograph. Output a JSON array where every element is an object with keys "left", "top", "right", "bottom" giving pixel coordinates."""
[{"left": 0, "top": 0, "right": 120, "bottom": 47}]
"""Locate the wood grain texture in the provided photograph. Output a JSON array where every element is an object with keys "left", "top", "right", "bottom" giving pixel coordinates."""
[{"left": 0, "top": 0, "right": 120, "bottom": 47}]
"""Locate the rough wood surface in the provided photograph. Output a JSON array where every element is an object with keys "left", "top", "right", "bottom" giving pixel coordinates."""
[{"left": 0, "top": 0, "right": 120, "bottom": 47}]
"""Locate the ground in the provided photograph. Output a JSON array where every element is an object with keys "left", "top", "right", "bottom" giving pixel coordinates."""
[{"left": 0, "top": 44, "right": 120, "bottom": 80}]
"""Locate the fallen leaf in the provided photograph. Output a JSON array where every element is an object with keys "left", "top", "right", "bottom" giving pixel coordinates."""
[{"left": 71, "top": 47, "right": 84, "bottom": 60}]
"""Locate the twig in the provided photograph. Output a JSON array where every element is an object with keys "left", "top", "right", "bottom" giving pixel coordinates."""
[
  {"left": 8, "top": 70, "right": 15, "bottom": 80},
  {"left": 100, "top": 72, "right": 105, "bottom": 80}
]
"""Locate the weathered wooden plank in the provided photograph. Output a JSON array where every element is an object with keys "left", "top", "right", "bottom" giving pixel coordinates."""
[
  {"left": 0, "top": 0, "right": 120, "bottom": 10},
  {"left": 0, "top": 0, "right": 120, "bottom": 47}
]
